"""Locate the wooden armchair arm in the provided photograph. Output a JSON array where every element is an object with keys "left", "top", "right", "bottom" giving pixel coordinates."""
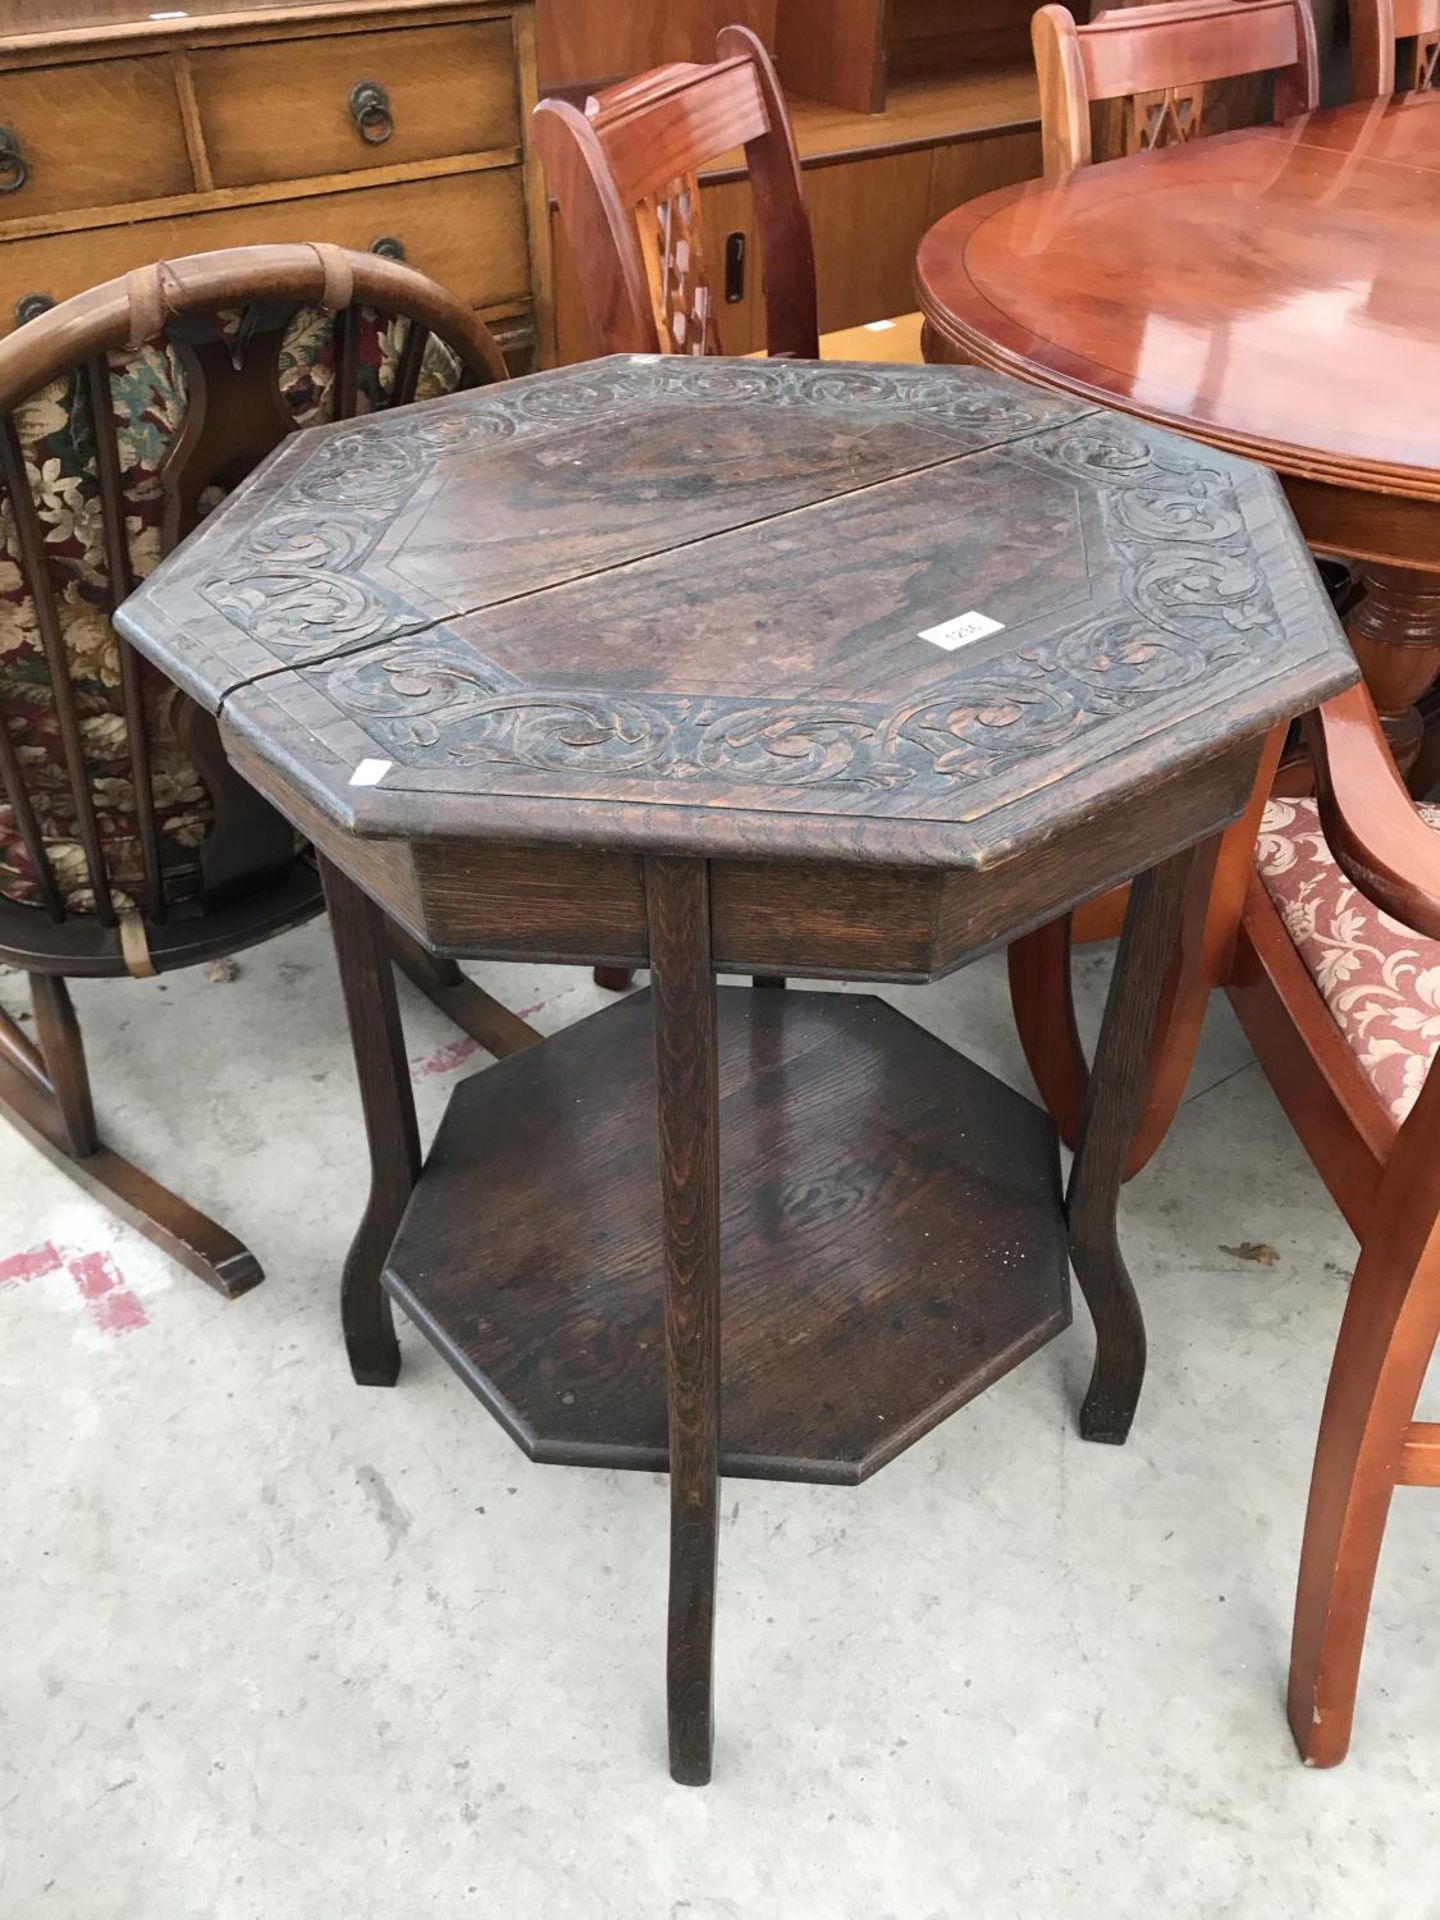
[{"left": 1306, "top": 683, "right": 1440, "bottom": 943}]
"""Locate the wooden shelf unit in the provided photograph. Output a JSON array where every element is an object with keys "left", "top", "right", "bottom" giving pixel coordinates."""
[
  {"left": 384, "top": 989, "right": 1071, "bottom": 1486},
  {"left": 777, "top": 0, "right": 1035, "bottom": 114}
]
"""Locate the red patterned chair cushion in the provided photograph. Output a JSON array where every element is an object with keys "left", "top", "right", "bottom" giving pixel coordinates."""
[
  {"left": 0, "top": 307, "right": 462, "bottom": 915},
  {"left": 1255, "top": 796, "right": 1440, "bottom": 1123}
]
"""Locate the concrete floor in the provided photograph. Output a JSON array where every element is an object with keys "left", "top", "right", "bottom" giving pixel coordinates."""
[{"left": 4, "top": 926, "right": 1440, "bottom": 1919}]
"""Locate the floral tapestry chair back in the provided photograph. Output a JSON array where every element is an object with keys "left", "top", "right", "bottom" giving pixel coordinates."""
[{"left": 0, "top": 243, "right": 508, "bottom": 970}]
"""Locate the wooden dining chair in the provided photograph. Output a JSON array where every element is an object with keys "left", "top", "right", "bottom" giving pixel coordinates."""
[
  {"left": 1245, "top": 686, "right": 1440, "bottom": 1765},
  {"left": 533, "top": 24, "right": 820, "bottom": 363},
  {"left": 1031, "top": 0, "right": 1320, "bottom": 177},
  {"left": 1013, "top": 681, "right": 1440, "bottom": 1762},
  {"left": 0, "top": 243, "right": 534, "bottom": 1299},
  {"left": 1350, "top": 0, "right": 1440, "bottom": 93}
]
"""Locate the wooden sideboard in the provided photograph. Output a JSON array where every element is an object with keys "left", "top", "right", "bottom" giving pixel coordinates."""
[{"left": 0, "top": 0, "right": 556, "bottom": 368}]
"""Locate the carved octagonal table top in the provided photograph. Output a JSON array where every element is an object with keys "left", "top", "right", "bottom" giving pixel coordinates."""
[{"left": 117, "top": 355, "right": 1354, "bottom": 869}]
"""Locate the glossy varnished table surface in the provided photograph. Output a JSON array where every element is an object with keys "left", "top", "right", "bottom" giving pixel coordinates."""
[
  {"left": 918, "top": 93, "right": 1440, "bottom": 764},
  {"left": 116, "top": 356, "right": 1353, "bottom": 1783},
  {"left": 918, "top": 95, "right": 1440, "bottom": 507}
]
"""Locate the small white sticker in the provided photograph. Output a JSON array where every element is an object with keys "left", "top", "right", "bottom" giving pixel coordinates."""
[
  {"left": 918, "top": 611, "right": 1005, "bottom": 651},
  {"left": 350, "top": 758, "right": 393, "bottom": 787},
  {"left": 864, "top": 319, "right": 898, "bottom": 333}
]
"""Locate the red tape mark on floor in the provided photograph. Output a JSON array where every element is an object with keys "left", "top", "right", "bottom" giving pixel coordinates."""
[
  {"left": 0, "top": 1242, "right": 63, "bottom": 1288},
  {"left": 411, "top": 991, "right": 567, "bottom": 1077},
  {"left": 412, "top": 1034, "right": 482, "bottom": 1078},
  {"left": 66, "top": 1249, "right": 150, "bottom": 1336},
  {"left": 0, "top": 1240, "right": 148, "bottom": 1334},
  {"left": 515, "top": 994, "right": 560, "bottom": 1021}
]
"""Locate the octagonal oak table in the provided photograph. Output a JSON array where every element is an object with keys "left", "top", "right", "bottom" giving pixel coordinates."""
[
  {"left": 116, "top": 355, "right": 1354, "bottom": 1784},
  {"left": 917, "top": 93, "right": 1440, "bottom": 777}
]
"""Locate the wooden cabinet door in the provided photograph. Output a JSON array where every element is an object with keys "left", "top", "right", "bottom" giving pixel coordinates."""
[{"left": 804, "top": 149, "right": 932, "bottom": 333}]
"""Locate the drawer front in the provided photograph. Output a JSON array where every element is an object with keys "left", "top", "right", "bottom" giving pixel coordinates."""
[
  {"left": 0, "top": 57, "right": 194, "bottom": 218},
  {"left": 0, "top": 170, "right": 533, "bottom": 331},
  {"left": 190, "top": 23, "right": 522, "bottom": 189}
]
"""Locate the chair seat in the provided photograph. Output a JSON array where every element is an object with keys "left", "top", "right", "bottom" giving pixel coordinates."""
[{"left": 1256, "top": 797, "right": 1440, "bottom": 1122}]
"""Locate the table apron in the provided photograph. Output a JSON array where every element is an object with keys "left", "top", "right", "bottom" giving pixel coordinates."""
[{"left": 229, "top": 732, "right": 1269, "bottom": 983}]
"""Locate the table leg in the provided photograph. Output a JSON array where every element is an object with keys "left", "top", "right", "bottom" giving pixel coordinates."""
[
  {"left": 1343, "top": 565, "right": 1440, "bottom": 784},
  {"left": 319, "top": 856, "right": 421, "bottom": 1388},
  {"left": 1066, "top": 843, "right": 1203, "bottom": 1444},
  {"left": 644, "top": 854, "right": 722, "bottom": 1787}
]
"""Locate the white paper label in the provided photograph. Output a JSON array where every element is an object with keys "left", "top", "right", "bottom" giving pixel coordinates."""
[
  {"left": 918, "top": 611, "right": 1005, "bottom": 651},
  {"left": 350, "top": 758, "right": 393, "bottom": 787}
]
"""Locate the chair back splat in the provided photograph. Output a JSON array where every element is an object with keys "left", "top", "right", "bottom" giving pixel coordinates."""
[
  {"left": 1032, "top": 0, "right": 1320, "bottom": 177},
  {"left": 534, "top": 25, "right": 819, "bottom": 359},
  {"left": 1351, "top": 0, "right": 1440, "bottom": 95}
]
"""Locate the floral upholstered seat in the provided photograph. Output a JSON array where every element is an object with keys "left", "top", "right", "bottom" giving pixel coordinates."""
[
  {"left": 0, "top": 306, "right": 461, "bottom": 914},
  {"left": 1255, "top": 796, "right": 1440, "bottom": 1123}
]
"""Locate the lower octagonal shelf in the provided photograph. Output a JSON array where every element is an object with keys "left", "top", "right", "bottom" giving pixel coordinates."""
[{"left": 384, "top": 988, "right": 1070, "bottom": 1486}]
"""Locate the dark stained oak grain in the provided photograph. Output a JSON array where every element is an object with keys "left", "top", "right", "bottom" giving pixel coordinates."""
[
  {"left": 383, "top": 988, "right": 1071, "bottom": 1483},
  {"left": 117, "top": 357, "right": 1354, "bottom": 872},
  {"left": 114, "top": 347, "right": 1359, "bottom": 1782},
  {"left": 319, "top": 856, "right": 421, "bottom": 1388},
  {"left": 645, "top": 857, "right": 722, "bottom": 1786},
  {"left": 1066, "top": 841, "right": 1211, "bottom": 1442}
]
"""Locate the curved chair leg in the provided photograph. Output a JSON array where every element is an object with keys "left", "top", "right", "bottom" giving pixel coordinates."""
[
  {"left": 1289, "top": 1068, "right": 1440, "bottom": 1766},
  {"left": 644, "top": 855, "right": 722, "bottom": 1786},
  {"left": 0, "top": 981, "right": 261, "bottom": 1298},
  {"left": 1011, "top": 842, "right": 1217, "bottom": 1179},
  {"left": 30, "top": 971, "right": 98, "bottom": 1156},
  {"left": 1066, "top": 842, "right": 1205, "bottom": 1443},
  {"left": 320, "top": 859, "right": 421, "bottom": 1386},
  {"left": 1015, "top": 725, "right": 1285, "bottom": 1180}
]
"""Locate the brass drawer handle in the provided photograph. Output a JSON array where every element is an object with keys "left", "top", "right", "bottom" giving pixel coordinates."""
[
  {"left": 14, "top": 292, "right": 53, "bottom": 326},
  {"left": 369, "top": 235, "right": 406, "bottom": 261},
  {"left": 0, "top": 125, "right": 28, "bottom": 194},
  {"left": 348, "top": 80, "right": 394, "bottom": 147}
]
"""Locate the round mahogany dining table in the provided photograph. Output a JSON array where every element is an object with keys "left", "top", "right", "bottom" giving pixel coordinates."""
[{"left": 917, "top": 91, "right": 1440, "bottom": 772}]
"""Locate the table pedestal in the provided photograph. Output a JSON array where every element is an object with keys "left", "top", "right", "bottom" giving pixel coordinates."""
[{"left": 1342, "top": 566, "right": 1440, "bottom": 785}]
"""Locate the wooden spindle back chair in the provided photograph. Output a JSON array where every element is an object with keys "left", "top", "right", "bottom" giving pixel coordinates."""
[
  {"left": 533, "top": 24, "right": 819, "bottom": 361},
  {"left": 1031, "top": 0, "right": 1320, "bottom": 177},
  {"left": 1351, "top": 0, "right": 1440, "bottom": 93},
  {"left": 0, "top": 242, "right": 528, "bottom": 1298}
]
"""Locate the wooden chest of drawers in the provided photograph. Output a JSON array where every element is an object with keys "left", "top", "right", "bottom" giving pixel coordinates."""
[{"left": 0, "top": 0, "right": 555, "bottom": 366}]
